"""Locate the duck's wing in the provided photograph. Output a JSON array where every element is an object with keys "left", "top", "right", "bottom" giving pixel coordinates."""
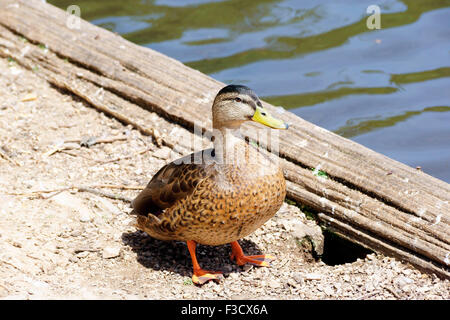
[{"left": 131, "top": 149, "right": 215, "bottom": 216}]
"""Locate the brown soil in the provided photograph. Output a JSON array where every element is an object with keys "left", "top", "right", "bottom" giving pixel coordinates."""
[{"left": 0, "top": 57, "right": 448, "bottom": 299}]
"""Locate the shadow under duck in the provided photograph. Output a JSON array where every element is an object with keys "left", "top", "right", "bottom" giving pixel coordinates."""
[{"left": 131, "top": 85, "right": 288, "bottom": 284}]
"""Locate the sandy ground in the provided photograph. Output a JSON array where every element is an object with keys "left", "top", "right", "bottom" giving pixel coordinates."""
[{"left": 0, "top": 57, "right": 449, "bottom": 300}]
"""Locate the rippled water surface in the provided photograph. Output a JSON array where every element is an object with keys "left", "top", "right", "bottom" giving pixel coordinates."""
[{"left": 50, "top": 0, "right": 450, "bottom": 182}]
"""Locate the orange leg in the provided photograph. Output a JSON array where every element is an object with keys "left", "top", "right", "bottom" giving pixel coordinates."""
[
  {"left": 186, "top": 240, "right": 223, "bottom": 285},
  {"left": 230, "top": 241, "right": 275, "bottom": 267}
]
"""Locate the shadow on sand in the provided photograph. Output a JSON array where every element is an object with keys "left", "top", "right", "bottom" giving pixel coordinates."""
[{"left": 122, "top": 230, "right": 265, "bottom": 278}]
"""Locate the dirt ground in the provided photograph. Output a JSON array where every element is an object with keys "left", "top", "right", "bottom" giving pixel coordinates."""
[{"left": 0, "top": 57, "right": 449, "bottom": 300}]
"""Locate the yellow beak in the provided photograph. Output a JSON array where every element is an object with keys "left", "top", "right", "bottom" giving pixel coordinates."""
[{"left": 252, "top": 106, "right": 289, "bottom": 129}]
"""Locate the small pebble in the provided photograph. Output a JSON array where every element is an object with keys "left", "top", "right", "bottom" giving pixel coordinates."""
[
  {"left": 79, "top": 212, "right": 92, "bottom": 222},
  {"left": 12, "top": 241, "right": 22, "bottom": 248},
  {"left": 76, "top": 251, "right": 89, "bottom": 258},
  {"left": 102, "top": 246, "right": 121, "bottom": 259},
  {"left": 304, "top": 273, "right": 322, "bottom": 281}
]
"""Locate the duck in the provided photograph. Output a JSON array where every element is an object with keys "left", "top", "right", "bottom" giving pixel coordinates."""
[{"left": 131, "top": 84, "right": 288, "bottom": 285}]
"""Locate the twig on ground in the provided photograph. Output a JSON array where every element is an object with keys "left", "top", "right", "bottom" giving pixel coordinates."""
[
  {"left": 97, "top": 146, "right": 154, "bottom": 164},
  {"left": 383, "top": 285, "right": 401, "bottom": 299},
  {"left": 0, "top": 147, "right": 21, "bottom": 166},
  {"left": 5, "top": 188, "right": 68, "bottom": 197},
  {"left": 60, "top": 149, "right": 94, "bottom": 161},
  {"left": 44, "top": 143, "right": 80, "bottom": 157},
  {"left": 64, "top": 135, "right": 128, "bottom": 146},
  {"left": 4, "top": 184, "right": 144, "bottom": 203},
  {"left": 75, "top": 186, "right": 133, "bottom": 203},
  {"left": 39, "top": 188, "right": 71, "bottom": 199},
  {"left": 0, "top": 258, "right": 22, "bottom": 272},
  {"left": 44, "top": 135, "right": 128, "bottom": 157},
  {"left": 87, "top": 184, "right": 145, "bottom": 190}
]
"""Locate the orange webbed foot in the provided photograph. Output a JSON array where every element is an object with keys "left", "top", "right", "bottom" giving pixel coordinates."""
[
  {"left": 230, "top": 253, "right": 275, "bottom": 267},
  {"left": 187, "top": 240, "right": 224, "bottom": 285},
  {"left": 230, "top": 241, "right": 275, "bottom": 267}
]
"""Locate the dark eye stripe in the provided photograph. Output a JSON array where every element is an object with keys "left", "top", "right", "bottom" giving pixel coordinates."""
[
  {"left": 221, "top": 96, "right": 257, "bottom": 110},
  {"left": 222, "top": 97, "right": 238, "bottom": 102}
]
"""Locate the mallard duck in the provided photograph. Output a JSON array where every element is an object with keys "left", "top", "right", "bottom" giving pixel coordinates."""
[{"left": 131, "top": 84, "right": 288, "bottom": 284}]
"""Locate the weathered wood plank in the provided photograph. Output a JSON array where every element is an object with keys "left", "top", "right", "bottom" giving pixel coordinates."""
[{"left": 0, "top": 0, "right": 448, "bottom": 278}]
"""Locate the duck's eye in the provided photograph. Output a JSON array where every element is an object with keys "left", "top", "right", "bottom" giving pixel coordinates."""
[
  {"left": 234, "top": 97, "right": 242, "bottom": 103},
  {"left": 261, "top": 112, "right": 267, "bottom": 116}
]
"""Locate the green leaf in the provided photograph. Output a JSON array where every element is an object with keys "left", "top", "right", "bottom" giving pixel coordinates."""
[
  {"left": 7, "top": 57, "right": 16, "bottom": 67},
  {"left": 312, "top": 168, "right": 328, "bottom": 179}
]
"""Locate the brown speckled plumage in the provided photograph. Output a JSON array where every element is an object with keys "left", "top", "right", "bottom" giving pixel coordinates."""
[{"left": 132, "top": 142, "right": 286, "bottom": 246}]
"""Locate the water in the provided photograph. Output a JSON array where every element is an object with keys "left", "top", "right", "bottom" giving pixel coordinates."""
[{"left": 50, "top": 0, "right": 450, "bottom": 183}]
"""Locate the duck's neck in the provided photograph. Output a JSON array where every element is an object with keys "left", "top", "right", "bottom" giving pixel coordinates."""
[{"left": 213, "top": 127, "right": 246, "bottom": 164}]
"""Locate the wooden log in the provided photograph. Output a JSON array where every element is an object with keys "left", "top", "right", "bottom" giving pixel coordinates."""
[{"left": 0, "top": 0, "right": 448, "bottom": 278}]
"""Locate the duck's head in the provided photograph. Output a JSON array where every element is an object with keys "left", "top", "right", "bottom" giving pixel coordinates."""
[{"left": 212, "top": 84, "right": 289, "bottom": 130}]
